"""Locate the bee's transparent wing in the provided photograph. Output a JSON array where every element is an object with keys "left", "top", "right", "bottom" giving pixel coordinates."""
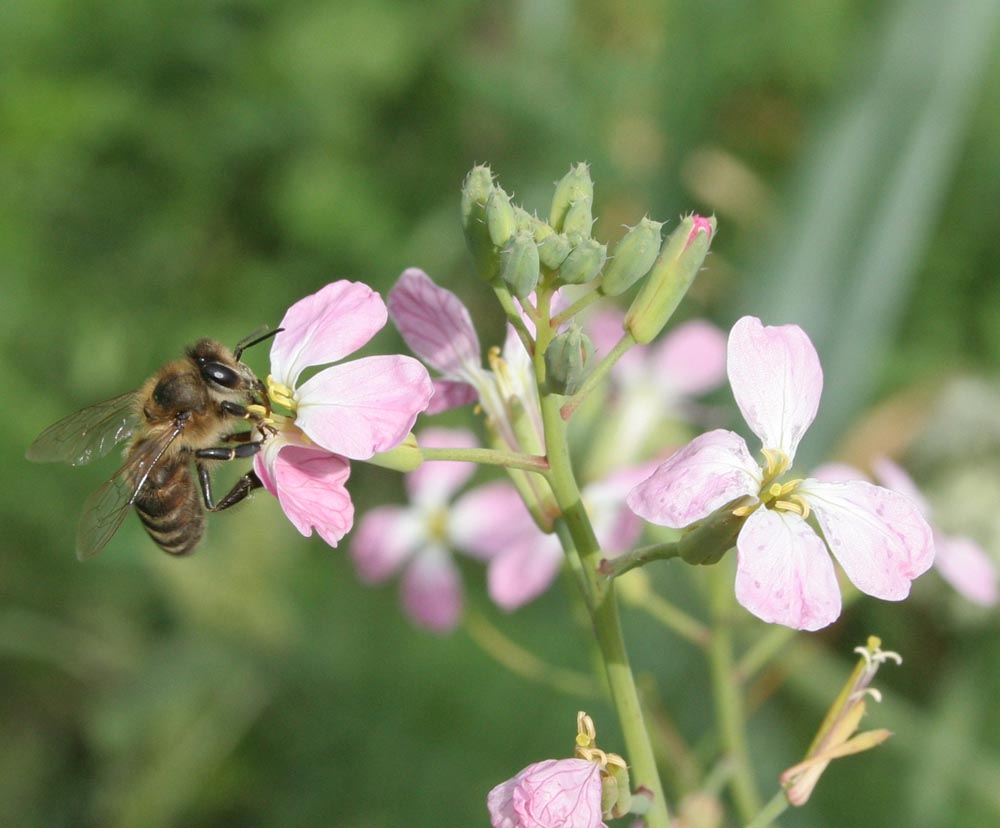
[
  {"left": 75, "top": 424, "right": 184, "bottom": 560},
  {"left": 27, "top": 392, "right": 140, "bottom": 466}
]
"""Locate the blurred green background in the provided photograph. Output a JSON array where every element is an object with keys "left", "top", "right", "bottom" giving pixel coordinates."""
[{"left": 4, "top": 0, "right": 1000, "bottom": 826}]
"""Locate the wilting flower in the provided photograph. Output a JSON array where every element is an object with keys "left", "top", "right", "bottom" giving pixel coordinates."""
[
  {"left": 629, "top": 316, "right": 934, "bottom": 631},
  {"left": 487, "top": 759, "right": 605, "bottom": 828},
  {"left": 254, "top": 281, "right": 434, "bottom": 547},
  {"left": 815, "top": 458, "right": 998, "bottom": 607},
  {"left": 488, "top": 712, "right": 625, "bottom": 828},
  {"left": 781, "top": 636, "right": 897, "bottom": 806}
]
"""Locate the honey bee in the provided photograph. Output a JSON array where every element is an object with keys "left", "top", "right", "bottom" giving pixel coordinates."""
[{"left": 27, "top": 329, "right": 281, "bottom": 560}]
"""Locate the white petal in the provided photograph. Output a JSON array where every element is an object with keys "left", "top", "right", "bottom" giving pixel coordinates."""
[
  {"left": 800, "top": 479, "right": 934, "bottom": 600},
  {"left": 727, "top": 315, "right": 823, "bottom": 463},
  {"left": 735, "top": 508, "right": 842, "bottom": 631}
]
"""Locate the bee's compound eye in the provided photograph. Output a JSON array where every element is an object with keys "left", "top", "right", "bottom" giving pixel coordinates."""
[{"left": 202, "top": 362, "right": 241, "bottom": 389}]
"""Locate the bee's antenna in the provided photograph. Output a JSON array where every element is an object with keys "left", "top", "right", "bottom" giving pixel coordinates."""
[{"left": 234, "top": 326, "right": 284, "bottom": 361}]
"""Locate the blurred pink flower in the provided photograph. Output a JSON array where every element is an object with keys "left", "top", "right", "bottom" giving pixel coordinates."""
[
  {"left": 255, "top": 281, "right": 434, "bottom": 547},
  {"left": 585, "top": 310, "right": 727, "bottom": 464},
  {"left": 814, "top": 458, "right": 998, "bottom": 607},
  {"left": 628, "top": 316, "right": 934, "bottom": 631},
  {"left": 487, "top": 759, "right": 605, "bottom": 828}
]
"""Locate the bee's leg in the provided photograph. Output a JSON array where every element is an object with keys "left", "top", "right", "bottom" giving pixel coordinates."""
[
  {"left": 196, "top": 458, "right": 264, "bottom": 513},
  {"left": 220, "top": 400, "right": 259, "bottom": 421}
]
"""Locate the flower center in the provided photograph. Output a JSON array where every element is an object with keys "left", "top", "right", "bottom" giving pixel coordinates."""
[
  {"left": 762, "top": 479, "right": 810, "bottom": 518},
  {"left": 425, "top": 507, "right": 449, "bottom": 544}
]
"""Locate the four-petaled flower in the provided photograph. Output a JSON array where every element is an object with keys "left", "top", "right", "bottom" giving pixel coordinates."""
[
  {"left": 487, "top": 759, "right": 606, "bottom": 828},
  {"left": 254, "top": 280, "right": 434, "bottom": 547},
  {"left": 628, "top": 316, "right": 935, "bottom": 631}
]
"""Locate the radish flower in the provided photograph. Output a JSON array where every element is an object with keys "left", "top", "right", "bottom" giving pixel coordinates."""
[
  {"left": 254, "top": 281, "right": 434, "bottom": 547},
  {"left": 628, "top": 316, "right": 934, "bottom": 631}
]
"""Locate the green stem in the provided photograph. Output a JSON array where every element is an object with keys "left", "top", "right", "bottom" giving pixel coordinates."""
[
  {"left": 707, "top": 566, "right": 761, "bottom": 822},
  {"left": 419, "top": 446, "right": 549, "bottom": 473},
  {"left": 464, "top": 611, "right": 599, "bottom": 698},
  {"left": 492, "top": 281, "right": 535, "bottom": 354},
  {"left": 551, "top": 285, "right": 603, "bottom": 327},
  {"left": 743, "top": 790, "right": 789, "bottom": 828},
  {"left": 559, "top": 330, "right": 637, "bottom": 420},
  {"left": 539, "top": 388, "right": 670, "bottom": 827},
  {"left": 600, "top": 540, "right": 682, "bottom": 577}
]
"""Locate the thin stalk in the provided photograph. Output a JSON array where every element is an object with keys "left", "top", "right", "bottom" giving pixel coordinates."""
[
  {"left": 419, "top": 446, "right": 549, "bottom": 473},
  {"left": 464, "top": 611, "right": 599, "bottom": 698},
  {"left": 551, "top": 286, "right": 603, "bottom": 327},
  {"left": 743, "top": 790, "right": 789, "bottom": 828},
  {"left": 539, "top": 389, "right": 670, "bottom": 827},
  {"left": 707, "top": 566, "right": 761, "bottom": 822},
  {"left": 492, "top": 281, "right": 535, "bottom": 354}
]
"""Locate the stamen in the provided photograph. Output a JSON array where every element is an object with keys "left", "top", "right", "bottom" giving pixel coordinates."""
[
  {"left": 266, "top": 375, "right": 297, "bottom": 412},
  {"left": 760, "top": 447, "right": 790, "bottom": 480}
]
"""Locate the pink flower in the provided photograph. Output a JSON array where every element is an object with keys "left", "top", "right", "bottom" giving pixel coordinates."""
[
  {"left": 814, "top": 459, "right": 998, "bottom": 607},
  {"left": 254, "top": 281, "right": 434, "bottom": 547},
  {"left": 628, "top": 316, "right": 935, "bottom": 631},
  {"left": 388, "top": 268, "right": 543, "bottom": 452},
  {"left": 487, "top": 759, "right": 605, "bottom": 828}
]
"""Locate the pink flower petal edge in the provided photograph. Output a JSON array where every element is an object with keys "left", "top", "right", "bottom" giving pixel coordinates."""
[
  {"left": 402, "top": 550, "right": 463, "bottom": 632},
  {"left": 627, "top": 429, "right": 760, "bottom": 528},
  {"left": 727, "top": 315, "right": 822, "bottom": 463},
  {"left": 935, "top": 534, "right": 999, "bottom": 607},
  {"left": 270, "top": 280, "right": 388, "bottom": 387},
  {"left": 653, "top": 319, "right": 728, "bottom": 397},
  {"left": 350, "top": 506, "right": 421, "bottom": 582},
  {"left": 254, "top": 443, "right": 354, "bottom": 548},
  {"left": 295, "top": 354, "right": 434, "bottom": 459},
  {"left": 388, "top": 268, "right": 482, "bottom": 379}
]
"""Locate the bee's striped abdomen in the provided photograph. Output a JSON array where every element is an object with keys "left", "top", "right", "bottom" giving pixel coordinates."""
[{"left": 133, "top": 456, "right": 205, "bottom": 556}]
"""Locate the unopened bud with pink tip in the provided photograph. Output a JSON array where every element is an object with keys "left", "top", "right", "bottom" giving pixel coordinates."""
[{"left": 624, "top": 214, "right": 716, "bottom": 344}]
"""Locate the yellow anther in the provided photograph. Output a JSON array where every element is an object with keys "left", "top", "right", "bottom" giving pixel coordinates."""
[
  {"left": 245, "top": 403, "right": 273, "bottom": 424},
  {"left": 760, "top": 447, "right": 790, "bottom": 481},
  {"left": 732, "top": 503, "right": 758, "bottom": 517},
  {"left": 266, "top": 375, "right": 297, "bottom": 412}
]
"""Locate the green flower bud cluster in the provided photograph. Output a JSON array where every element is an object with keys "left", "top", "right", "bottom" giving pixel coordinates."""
[{"left": 461, "top": 164, "right": 716, "bottom": 351}]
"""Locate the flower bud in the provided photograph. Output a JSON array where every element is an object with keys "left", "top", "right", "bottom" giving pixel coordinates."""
[
  {"left": 499, "top": 229, "right": 540, "bottom": 298},
  {"left": 461, "top": 165, "right": 500, "bottom": 281},
  {"left": 561, "top": 196, "right": 594, "bottom": 241},
  {"left": 514, "top": 206, "right": 552, "bottom": 241},
  {"left": 599, "top": 217, "right": 663, "bottom": 296},
  {"left": 624, "top": 214, "right": 716, "bottom": 344},
  {"left": 559, "top": 238, "right": 607, "bottom": 286},
  {"left": 601, "top": 761, "right": 632, "bottom": 819},
  {"left": 487, "top": 187, "right": 517, "bottom": 248},
  {"left": 537, "top": 232, "right": 572, "bottom": 270},
  {"left": 545, "top": 327, "right": 595, "bottom": 395},
  {"left": 549, "top": 163, "right": 593, "bottom": 233}
]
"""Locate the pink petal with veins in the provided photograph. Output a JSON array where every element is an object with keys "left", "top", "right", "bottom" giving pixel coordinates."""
[
  {"left": 800, "top": 479, "right": 934, "bottom": 600},
  {"left": 488, "top": 758, "right": 604, "bottom": 828},
  {"left": 295, "top": 354, "right": 433, "bottom": 459},
  {"left": 255, "top": 444, "right": 354, "bottom": 548},
  {"left": 402, "top": 548, "right": 463, "bottom": 632},
  {"left": 269, "top": 280, "right": 388, "bottom": 387},
  {"left": 388, "top": 268, "right": 482, "bottom": 379},
  {"left": 727, "top": 316, "right": 822, "bottom": 463},
  {"left": 653, "top": 319, "right": 728, "bottom": 397},
  {"left": 735, "top": 508, "right": 842, "bottom": 631},
  {"left": 627, "top": 429, "right": 760, "bottom": 528}
]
